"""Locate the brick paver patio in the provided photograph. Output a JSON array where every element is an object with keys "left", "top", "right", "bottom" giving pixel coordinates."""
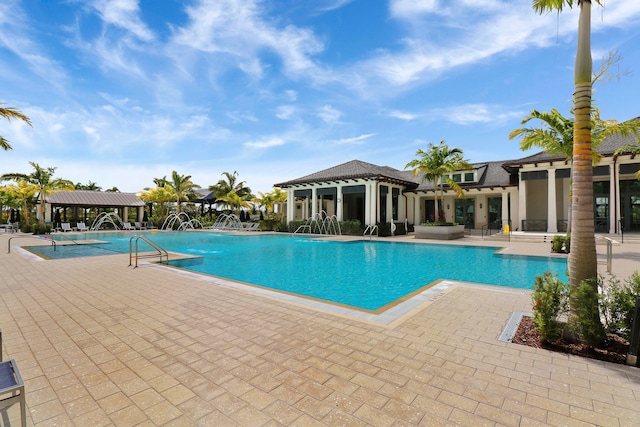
[{"left": 1, "top": 232, "right": 639, "bottom": 426}]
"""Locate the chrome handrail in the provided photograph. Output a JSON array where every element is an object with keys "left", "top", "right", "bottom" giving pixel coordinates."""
[
  {"left": 129, "top": 235, "right": 169, "bottom": 267},
  {"left": 8, "top": 235, "right": 56, "bottom": 253}
]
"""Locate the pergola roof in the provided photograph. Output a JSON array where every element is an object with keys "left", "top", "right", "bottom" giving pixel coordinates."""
[{"left": 47, "top": 190, "right": 145, "bottom": 208}]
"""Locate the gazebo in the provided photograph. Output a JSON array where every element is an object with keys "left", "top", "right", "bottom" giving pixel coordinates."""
[{"left": 44, "top": 190, "right": 146, "bottom": 226}]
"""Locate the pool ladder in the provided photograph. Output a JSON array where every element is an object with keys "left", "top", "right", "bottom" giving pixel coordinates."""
[
  {"left": 363, "top": 225, "right": 378, "bottom": 240},
  {"left": 129, "top": 235, "right": 169, "bottom": 268}
]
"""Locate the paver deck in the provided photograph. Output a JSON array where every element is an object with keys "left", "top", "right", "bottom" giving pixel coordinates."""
[{"left": 1, "top": 231, "right": 640, "bottom": 426}]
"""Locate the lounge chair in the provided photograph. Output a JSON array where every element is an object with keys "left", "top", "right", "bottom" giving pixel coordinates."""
[
  {"left": 243, "top": 222, "right": 260, "bottom": 231},
  {"left": 61, "top": 223, "right": 73, "bottom": 232},
  {"left": 76, "top": 222, "right": 88, "bottom": 232},
  {"left": 122, "top": 222, "right": 134, "bottom": 230},
  {"left": 0, "top": 359, "right": 26, "bottom": 427},
  {"left": 134, "top": 222, "right": 147, "bottom": 230}
]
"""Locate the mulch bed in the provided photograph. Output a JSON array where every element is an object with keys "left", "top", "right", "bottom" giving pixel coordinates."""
[{"left": 511, "top": 316, "right": 631, "bottom": 365}]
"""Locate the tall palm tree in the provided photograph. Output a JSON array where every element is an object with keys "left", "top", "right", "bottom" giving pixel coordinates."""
[
  {"left": 1, "top": 103, "right": 32, "bottom": 151},
  {"left": 1, "top": 162, "right": 74, "bottom": 225},
  {"left": 405, "top": 141, "right": 471, "bottom": 223},
  {"left": 533, "top": 0, "right": 603, "bottom": 299},
  {"left": 165, "top": 171, "right": 198, "bottom": 214}
]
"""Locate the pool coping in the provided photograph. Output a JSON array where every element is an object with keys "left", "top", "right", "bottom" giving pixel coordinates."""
[{"left": 149, "top": 260, "right": 531, "bottom": 326}]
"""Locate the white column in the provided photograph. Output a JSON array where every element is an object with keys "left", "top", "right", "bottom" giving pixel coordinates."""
[
  {"left": 311, "top": 187, "right": 317, "bottom": 218},
  {"left": 413, "top": 195, "right": 420, "bottom": 225},
  {"left": 287, "top": 188, "right": 295, "bottom": 222},
  {"left": 364, "top": 182, "right": 373, "bottom": 225},
  {"left": 137, "top": 206, "right": 144, "bottom": 222},
  {"left": 518, "top": 174, "right": 527, "bottom": 231},
  {"left": 336, "top": 184, "right": 343, "bottom": 221},
  {"left": 610, "top": 163, "right": 618, "bottom": 234},
  {"left": 123, "top": 207, "right": 129, "bottom": 222},
  {"left": 547, "top": 168, "right": 557, "bottom": 232},
  {"left": 501, "top": 191, "right": 509, "bottom": 230},
  {"left": 386, "top": 187, "right": 393, "bottom": 224}
]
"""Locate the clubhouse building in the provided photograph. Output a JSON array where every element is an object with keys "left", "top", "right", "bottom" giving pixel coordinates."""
[{"left": 275, "top": 132, "right": 640, "bottom": 234}]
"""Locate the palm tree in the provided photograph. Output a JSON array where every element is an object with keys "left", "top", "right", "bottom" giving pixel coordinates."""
[
  {"left": 405, "top": 141, "right": 471, "bottom": 223},
  {"left": 1, "top": 103, "right": 32, "bottom": 151},
  {"left": 218, "top": 190, "right": 251, "bottom": 212},
  {"left": 533, "top": 0, "right": 604, "bottom": 300},
  {"left": 1, "top": 182, "right": 39, "bottom": 223},
  {"left": 509, "top": 108, "right": 640, "bottom": 232},
  {"left": 1, "top": 162, "right": 74, "bottom": 225},
  {"left": 165, "top": 171, "right": 198, "bottom": 214},
  {"left": 139, "top": 186, "right": 175, "bottom": 219},
  {"left": 209, "top": 171, "right": 253, "bottom": 201},
  {"left": 75, "top": 181, "right": 102, "bottom": 191}
]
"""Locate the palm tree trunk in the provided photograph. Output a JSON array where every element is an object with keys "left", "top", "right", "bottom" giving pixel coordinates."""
[{"left": 568, "top": 0, "right": 598, "bottom": 316}]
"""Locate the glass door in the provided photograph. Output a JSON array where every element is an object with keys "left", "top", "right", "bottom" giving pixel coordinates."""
[{"left": 455, "top": 199, "right": 475, "bottom": 229}]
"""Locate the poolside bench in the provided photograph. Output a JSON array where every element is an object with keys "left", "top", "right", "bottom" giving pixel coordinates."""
[{"left": 0, "top": 359, "right": 26, "bottom": 427}]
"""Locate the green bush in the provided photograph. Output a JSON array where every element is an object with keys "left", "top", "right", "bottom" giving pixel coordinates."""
[
  {"left": 393, "top": 222, "right": 407, "bottom": 235},
  {"left": 376, "top": 222, "right": 392, "bottom": 237},
  {"left": 551, "top": 235, "right": 565, "bottom": 252},
  {"left": 602, "top": 272, "right": 640, "bottom": 340},
  {"left": 569, "top": 278, "right": 606, "bottom": 347},
  {"left": 531, "top": 271, "right": 569, "bottom": 342},
  {"left": 564, "top": 233, "right": 571, "bottom": 253},
  {"left": 339, "top": 220, "right": 364, "bottom": 235}
]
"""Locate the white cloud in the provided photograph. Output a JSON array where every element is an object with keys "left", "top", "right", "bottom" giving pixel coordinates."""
[
  {"left": 91, "top": 0, "right": 155, "bottom": 41},
  {"left": 244, "top": 137, "right": 285, "bottom": 148},
  {"left": 317, "top": 105, "right": 342, "bottom": 124},
  {"left": 428, "top": 103, "right": 524, "bottom": 125},
  {"left": 389, "top": 0, "right": 440, "bottom": 18},
  {"left": 387, "top": 110, "right": 418, "bottom": 121},
  {"left": 170, "top": 0, "right": 324, "bottom": 79},
  {"left": 335, "top": 133, "right": 376, "bottom": 145},
  {"left": 276, "top": 105, "right": 297, "bottom": 120}
]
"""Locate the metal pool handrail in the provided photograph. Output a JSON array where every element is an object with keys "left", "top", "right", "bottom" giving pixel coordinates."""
[
  {"left": 8, "top": 235, "right": 56, "bottom": 254},
  {"left": 129, "top": 235, "right": 169, "bottom": 268}
]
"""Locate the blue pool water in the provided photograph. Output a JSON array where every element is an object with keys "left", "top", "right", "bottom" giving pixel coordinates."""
[{"left": 29, "top": 232, "right": 568, "bottom": 311}]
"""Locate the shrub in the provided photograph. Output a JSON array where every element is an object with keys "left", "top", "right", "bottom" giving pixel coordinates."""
[
  {"left": 531, "top": 271, "right": 569, "bottom": 342},
  {"left": 376, "top": 222, "right": 392, "bottom": 237},
  {"left": 564, "top": 233, "right": 571, "bottom": 253},
  {"left": 602, "top": 272, "right": 640, "bottom": 340},
  {"left": 339, "top": 220, "right": 364, "bottom": 236},
  {"left": 569, "top": 278, "right": 606, "bottom": 347},
  {"left": 393, "top": 222, "right": 407, "bottom": 235},
  {"left": 551, "top": 235, "right": 565, "bottom": 253}
]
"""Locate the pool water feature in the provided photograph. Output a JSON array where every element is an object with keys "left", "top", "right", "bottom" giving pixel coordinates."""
[{"left": 29, "top": 232, "right": 567, "bottom": 311}]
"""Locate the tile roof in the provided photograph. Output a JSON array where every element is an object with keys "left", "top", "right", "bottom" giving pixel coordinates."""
[
  {"left": 274, "top": 159, "right": 419, "bottom": 188},
  {"left": 47, "top": 190, "right": 146, "bottom": 207}
]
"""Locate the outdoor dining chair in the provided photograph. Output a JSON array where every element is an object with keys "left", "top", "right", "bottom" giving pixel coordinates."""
[{"left": 0, "top": 359, "right": 26, "bottom": 427}]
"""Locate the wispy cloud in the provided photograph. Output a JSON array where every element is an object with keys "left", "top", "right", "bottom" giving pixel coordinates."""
[
  {"left": 387, "top": 110, "right": 418, "bottom": 121},
  {"left": 335, "top": 133, "right": 376, "bottom": 145},
  {"left": 244, "top": 137, "right": 285, "bottom": 148},
  {"left": 427, "top": 103, "right": 524, "bottom": 125},
  {"left": 90, "top": 0, "right": 155, "bottom": 42},
  {"left": 317, "top": 105, "right": 342, "bottom": 124},
  {"left": 169, "top": 0, "right": 324, "bottom": 79}
]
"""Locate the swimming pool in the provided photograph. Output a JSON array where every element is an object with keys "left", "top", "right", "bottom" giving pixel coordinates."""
[{"left": 28, "top": 232, "right": 567, "bottom": 311}]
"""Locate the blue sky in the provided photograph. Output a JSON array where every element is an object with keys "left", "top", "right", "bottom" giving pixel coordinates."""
[{"left": 1, "top": 0, "right": 640, "bottom": 195}]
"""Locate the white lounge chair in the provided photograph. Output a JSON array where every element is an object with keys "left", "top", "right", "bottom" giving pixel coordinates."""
[
  {"left": 122, "top": 222, "right": 134, "bottom": 230},
  {"left": 76, "top": 222, "right": 88, "bottom": 231},
  {"left": 243, "top": 222, "right": 260, "bottom": 231},
  {"left": 134, "top": 222, "right": 147, "bottom": 230},
  {"left": 61, "top": 223, "right": 73, "bottom": 232}
]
